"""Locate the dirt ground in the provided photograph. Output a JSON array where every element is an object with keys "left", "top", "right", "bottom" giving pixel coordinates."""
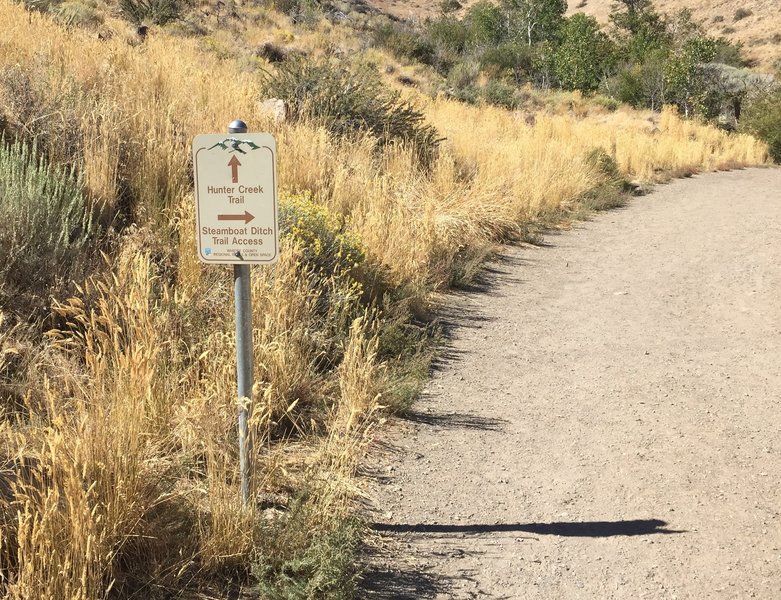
[{"left": 361, "top": 168, "right": 781, "bottom": 599}]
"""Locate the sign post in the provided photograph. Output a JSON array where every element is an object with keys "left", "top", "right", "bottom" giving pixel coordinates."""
[{"left": 192, "top": 120, "right": 279, "bottom": 505}]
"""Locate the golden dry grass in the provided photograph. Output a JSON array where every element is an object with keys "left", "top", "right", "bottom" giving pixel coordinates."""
[{"left": 0, "top": 0, "right": 770, "bottom": 595}]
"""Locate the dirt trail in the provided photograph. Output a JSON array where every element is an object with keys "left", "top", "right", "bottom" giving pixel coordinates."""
[{"left": 362, "top": 168, "right": 781, "bottom": 599}]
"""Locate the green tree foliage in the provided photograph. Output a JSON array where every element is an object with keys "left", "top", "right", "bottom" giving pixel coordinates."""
[
  {"left": 664, "top": 35, "right": 717, "bottom": 116},
  {"left": 740, "top": 89, "right": 781, "bottom": 162},
  {"left": 479, "top": 41, "right": 535, "bottom": 81},
  {"left": 373, "top": 0, "right": 752, "bottom": 119},
  {"left": 554, "top": 14, "right": 616, "bottom": 92},
  {"left": 464, "top": 0, "right": 505, "bottom": 47},
  {"left": 608, "top": 49, "right": 667, "bottom": 109},
  {"left": 501, "top": 0, "right": 566, "bottom": 46},
  {"left": 609, "top": 0, "right": 669, "bottom": 61}
]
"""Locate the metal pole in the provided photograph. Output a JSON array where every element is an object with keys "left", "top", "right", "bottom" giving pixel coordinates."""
[{"left": 229, "top": 119, "right": 253, "bottom": 506}]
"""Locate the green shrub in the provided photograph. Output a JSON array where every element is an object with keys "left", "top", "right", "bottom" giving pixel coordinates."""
[
  {"left": 439, "top": 0, "right": 461, "bottom": 14},
  {"left": 479, "top": 42, "right": 534, "bottom": 80},
  {"left": 51, "top": 0, "right": 103, "bottom": 28},
  {"left": 712, "top": 37, "right": 746, "bottom": 67},
  {"left": 278, "top": 193, "right": 364, "bottom": 276},
  {"left": 262, "top": 58, "right": 442, "bottom": 167},
  {"left": 464, "top": 0, "right": 505, "bottom": 47},
  {"left": 118, "top": 0, "right": 183, "bottom": 25},
  {"left": 0, "top": 138, "right": 97, "bottom": 313},
  {"left": 427, "top": 16, "right": 469, "bottom": 53},
  {"left": 579, "top": 147, "right": 627, "bottom": 210},
  {"left": 733, "top": 8, "right": 752, "bottom": 21},
  {"left": 447, "top": 59, "right": 479, "bottom": 89},
  {"left": 740, "top": 89, "right": 781, "bottom": 163},
  {"left": 374, "top": 24, "right": 435, "bottom": 65},
  {"left": 253, "top": 504, "right": 360, "bottom": 600},
  {"left": 483, "top": 79, "right": 518, "bottom": 109},
  {"left": 592, "top": 94, "right": 620, "bottom": 111}
]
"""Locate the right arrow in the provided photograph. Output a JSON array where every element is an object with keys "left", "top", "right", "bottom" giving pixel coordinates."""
[
  {"left": 228, "top": 155, "right": 242, "bottom": 183},
  {"left": 218, "top": 211, "right": 255, "bottom": 224}
]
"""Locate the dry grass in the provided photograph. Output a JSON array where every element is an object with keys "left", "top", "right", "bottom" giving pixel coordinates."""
[{"left": 0, "top": 0, "right": 770, "bottom": 596}]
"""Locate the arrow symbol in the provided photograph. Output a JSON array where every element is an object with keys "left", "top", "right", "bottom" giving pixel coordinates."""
[
  {"left": 218, "top": 211, "right": 255, "bottom": 224},
  {"left": 228, "top": 155, "right": 241, "bottom": 183}
]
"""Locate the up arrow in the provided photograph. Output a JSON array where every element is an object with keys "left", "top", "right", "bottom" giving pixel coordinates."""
[{"left": 228, "top": 155, "right": 242, "bottom": 183}]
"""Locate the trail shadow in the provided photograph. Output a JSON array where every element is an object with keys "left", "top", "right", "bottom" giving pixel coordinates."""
[
  {"left": 373, "top": 518, "right": 685, "bottom": 537},
  {"left": 403, "top": 410, "right": 508, "bottom": 431},
  {"left": 453, "top": 254, "right": 529, "bottom": 295},
  {"left": 357, "top": 542, "right": 479, "bottom": 600},
  {"left": 430, "top": 251, "right": 535, "bottom": 369},
  {"left": 358, "top": 564, "right": 457, "bottom": 600}
]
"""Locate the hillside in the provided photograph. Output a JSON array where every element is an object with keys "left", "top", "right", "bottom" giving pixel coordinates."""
[
  {"left": 0, "top": 0, "right": 772, "bottom": 597},
  {"left": 568, "top": 0, "right": 781, "bottom": 72},
  {"left": 369, "top": 0, "right": 781, "bottom": 71}
]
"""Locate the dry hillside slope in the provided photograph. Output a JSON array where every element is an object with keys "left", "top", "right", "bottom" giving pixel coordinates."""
[
  {"left": 369, "top": 0, "right": 781, "bottom": 71},
  {"left": 568, "top": 0, "right": 781, "bottom": 72}
]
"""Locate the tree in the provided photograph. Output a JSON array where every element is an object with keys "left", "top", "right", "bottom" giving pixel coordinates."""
[
  {"left": 664, "top": 35, "right": 717, "bottom": 117},
  {"left": 607, "top": 50, "right": 667, "bottom": 110},
  {"left": 740, "top": 88, "right": 781, "bottom": 162},
  {"left": 609, "top": 0, "right": 656, "bottom": 34},
  {"left": 464, "top": 0, "right": 506, "bottom": 47},
  {"left": 501, "top": 0, "right": 566, "bottom": 46},
  {"left": 554, "top": 14, "right": 616, "bottom": 92},
  {"left": 609, "top": 0, "right": 669, "bottom": 61}
]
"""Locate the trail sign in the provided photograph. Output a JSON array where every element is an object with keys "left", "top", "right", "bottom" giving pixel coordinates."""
[{"left": 192, "top": 133, "right": 279, "bottom": 264}]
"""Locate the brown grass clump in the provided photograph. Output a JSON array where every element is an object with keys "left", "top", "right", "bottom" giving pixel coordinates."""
[{"left": 0, "top": 0, "right": 770, "bottom": 595}]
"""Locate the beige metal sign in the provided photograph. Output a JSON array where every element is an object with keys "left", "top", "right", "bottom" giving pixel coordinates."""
[{"left": 192, "top": 133, "right": 279, "bottom": 264}]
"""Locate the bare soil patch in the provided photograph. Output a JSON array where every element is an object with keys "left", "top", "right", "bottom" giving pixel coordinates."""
[{"left": 363, "top": 168, "right": 781, "bottom": 599}]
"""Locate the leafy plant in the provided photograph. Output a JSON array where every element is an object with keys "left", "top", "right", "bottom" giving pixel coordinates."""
[
  {"left": 500, "top": 0, "right": 566, "bottom": 46},
  {"left": 374, "top": 24, "right": 436, "bottom": 65},
  {"left": 279, "top": 193, "right": 365, "bottom": 276},
  {"left": 262, "top": 58, "right": 442, "bottom": 167},
  {"left": 554, "top": 13, "right": 616, "bottom": 92},
  {"left": 740, "top": 89, "right": 781, "bottom": 163},
  {"left": 118, "top": 0, "right": 183, "bottom": 25},
  {"left": 0, "top": 137, "right": 97, "bottom": 314},
  {"left": 483, "top": 79, "right": 518, "bottom": 109},
  {"left": 253, "top": 506, "right": 361, "bottom": 600},
  {"left": 51, "top": 0, "right": 103, "bottom": 28},
  {"left": 464, "top": 0, "right": 505, "bottom": 47}
]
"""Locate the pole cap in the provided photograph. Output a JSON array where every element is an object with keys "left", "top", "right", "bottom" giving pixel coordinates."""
[{"left": 228, "top": 119, "right": 248, "bottom": 134}]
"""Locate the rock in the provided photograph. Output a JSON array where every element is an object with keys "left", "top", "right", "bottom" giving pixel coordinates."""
[{"left": 258, "top": 98, "right": 288, "bottom": 124}]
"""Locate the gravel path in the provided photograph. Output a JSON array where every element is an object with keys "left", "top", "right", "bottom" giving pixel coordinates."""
[{"left": 362, "top": 168, "right": 781, "bottom": 599}]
